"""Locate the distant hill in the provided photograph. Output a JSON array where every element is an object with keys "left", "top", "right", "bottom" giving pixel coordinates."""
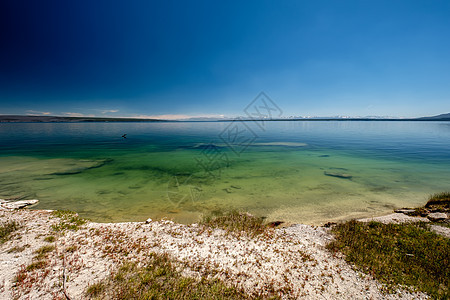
[
  {"left": 416, "top": 113, "right": 450, "bottom": 121},
  {"left": 0, "top": 115, "right": 165, "bottom": 122}
]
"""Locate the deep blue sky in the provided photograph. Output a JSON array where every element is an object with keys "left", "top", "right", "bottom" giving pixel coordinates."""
[{"left": 1, "top": 0, "right": 449, "bottom": 118}]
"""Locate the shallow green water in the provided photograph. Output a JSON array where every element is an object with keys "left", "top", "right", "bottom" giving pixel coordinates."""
[{"left": 1, "top": 121, "right": 449, "bottom": 224}]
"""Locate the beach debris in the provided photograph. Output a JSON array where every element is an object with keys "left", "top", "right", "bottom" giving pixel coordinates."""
[
  {"left": 267, "top": 221, "right": 284, "bottom": 228},
  {"left": 427, "top": 212, "right": 447, "bottom": 222},
  {"left": 230, "top": 185, "right": 241, "bottom": 189},
  {"left": 324, "top": 171, "right": 353, "bottom": 179},
  {"left": 145, "top": 218, "right": 152, "bottom": 224},
  {"left": 223, "top": 188, "right": 232, "bottom": 194},
  {"left": 0, "top": 199, "right": 39, "bottom": 210}
]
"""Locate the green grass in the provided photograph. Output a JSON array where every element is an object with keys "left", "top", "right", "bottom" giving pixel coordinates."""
[
  {"left": 200, "top": 210, "right": 267, "bottom": 237},
  {"left": 51, "top": 210, "right": 86, "bottom": 232},
  {"left": 0, "top": 220, "right": 20, "bottom": 244},
  {"left": 327, "top": 220, "right": 449, "bottom": 299},
  {"left": 85, "top": 252, "right": 256, "bottom": 299}
]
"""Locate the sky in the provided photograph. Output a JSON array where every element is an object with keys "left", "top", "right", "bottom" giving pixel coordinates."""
[{"left": 0, "top": 0, "right": 449, "bottom": 119}]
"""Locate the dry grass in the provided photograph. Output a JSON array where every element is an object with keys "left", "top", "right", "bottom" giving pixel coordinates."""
[
  {"left": 0, "top": 220, "right": 20, "bottom": 244},
  {"left": 200, "top": 210, "right": 267, "bottom": 237},
  {"left": 86, "top": 252, "right": 257, "bottom": 299},
  {"left": 43, "top": 235, "right": 56, "bottom": 242}
]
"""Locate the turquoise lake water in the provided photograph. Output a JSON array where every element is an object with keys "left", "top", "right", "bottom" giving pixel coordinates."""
[{"left": 0, "top": 121, "right": 449, "bottom": 224}]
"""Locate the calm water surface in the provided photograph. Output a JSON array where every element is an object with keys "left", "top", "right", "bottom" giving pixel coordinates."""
[{"left": 0, "top": 121, "right": 449, "bottom": 224}]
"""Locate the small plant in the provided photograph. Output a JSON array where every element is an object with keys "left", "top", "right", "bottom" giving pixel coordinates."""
[
  {"left": 86, "top": 282, "right": 106, "bottom": 297},
  {"left": 201, "top": 210, "right": 267, "bottom": 236},
  {"left": 44, "top": 235, "right": 56, "bottom": 243},
  {"left": 34, "top": 245, "right": 55, "bottom": 260},
  {"left": 0, "top": 220, "right": 20, "bottom": 243},
  {"left": 26, "top": 260, "right": 48, "bottom": 271},
  {"left": 51, "top": 210, "right": 86, "bottom": 232},
  {"left": 327, "top": 220, "right": 450, "bottom": 299},
  {"left": 65, "top": 245, "right": 78, "bottom": 253}
]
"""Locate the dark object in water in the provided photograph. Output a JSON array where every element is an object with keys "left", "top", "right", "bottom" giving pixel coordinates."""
[
  {"left": 223, "top": 188, "right": 232, "bottom": 194},
  {"left": 122, "top": 134, "right": 127, "bottom": 139},
  {"left": 319, "top": 155, "right": 330, "bottom": 157},
  {"left": 324, "top": 222, "right": 337, "bottom": 228},
  {"left": 324, "top": 171, "right": 353, "bottom": 179},
  {"left": 267, "top": 221, "right": 284, "bottom": 228}
]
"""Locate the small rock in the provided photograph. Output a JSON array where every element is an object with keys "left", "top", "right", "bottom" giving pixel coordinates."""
[
  {"left": 323, "top": 222, "right": 337, "bottom": 228},
  {"left": 1, "top": 199, "right": 39, "bottom": 209},
  {"left": 145, "top": 218, "right": 152, "bottom": 224},
  {"left": 394, "top": 208, "right": 416, "bottom": 214},
  {"left": 427, "top": 212, "right": 447, "bottom": 221}
]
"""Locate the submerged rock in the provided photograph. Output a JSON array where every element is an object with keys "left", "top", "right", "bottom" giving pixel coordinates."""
[
  {"left": 324, "top": 171, "right": 353, "bottom": 179},
  {"left": 1, "top": 199, "right": 39, "bottom": 209},
  {"left": 394, "top": 208, "right": 416, "bottom": 214}
]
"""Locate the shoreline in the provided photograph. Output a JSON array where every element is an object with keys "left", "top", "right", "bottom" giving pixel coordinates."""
[{"left": 2, "top": 203, "right": 447, "bottom": 299}]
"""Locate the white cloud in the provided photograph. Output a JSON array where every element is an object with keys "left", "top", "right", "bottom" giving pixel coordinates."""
[
  {"left": 26, "top": 110, "right": 52, "bottom": 116},
  {"left": 101, "top": 109, "right": 119, "bottom": 114},
  {"left": 63, "top": 112, "right": 96, "bottom": 117}
]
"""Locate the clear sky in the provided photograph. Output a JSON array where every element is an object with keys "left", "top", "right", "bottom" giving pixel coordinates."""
[{"left": 1, "top": 0, "right": 449, "bottom": 119}]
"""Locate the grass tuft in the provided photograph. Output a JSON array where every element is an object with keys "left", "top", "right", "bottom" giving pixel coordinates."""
[
  {"left": 26, "top": 260, "right": 48, "bottom": 271},
  {"left": 425, "top": 192, "right": 450, "bottom": 211},
  {"left": 34, "top": 245, "right": 55, "bottom": 260},
  {"left": 85, "top": 252, "right": 255, "bottom": 299},
  {"left": 0, "top": 220, "right": 20, "bottom": 244},
  {"left": 43, "top": 235, "right": 56, "bottom": 243},
  {"left": 51, "top": 210, "right": 86, "bottom": 232},
  {"left": 327, "top": 220, "right": 449, "bottom": 299},
  {"left": 201, "top": 210, "right": 267, "bottom": 236}
]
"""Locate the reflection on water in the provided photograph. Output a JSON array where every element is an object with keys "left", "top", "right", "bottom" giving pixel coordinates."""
[{"left": 0, "top": 121, "right": 449, "bottom": 224}]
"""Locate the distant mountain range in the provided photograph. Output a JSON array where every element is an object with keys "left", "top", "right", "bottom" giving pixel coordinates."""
[
  {"left": 0, "top": 113, "right": 449, "bottom": 122},
  {"left": 0, "top": 115, "right": 163, "bottom": 122},
  {"left": 416, "top": 113, "right": 450, "bottom": 121}
]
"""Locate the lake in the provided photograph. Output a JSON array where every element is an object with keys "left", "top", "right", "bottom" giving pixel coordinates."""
[{"left": 0, "top": 121, "right": 449, "bottom": 224}]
